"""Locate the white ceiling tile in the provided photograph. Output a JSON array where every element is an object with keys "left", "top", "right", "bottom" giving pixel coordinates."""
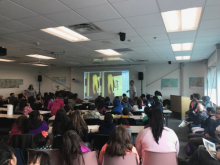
[
  {"left": 111, "top": 0, "right": 159, "bottom": 17},
  {"left": 75, "top": 41, "right": 102, "bottom": 48},
  {"left": 0, "top": 36, "right": 17, "bottom": 44},
  {"left": 17, "top": 16, "right": 59, "bottom": 29},
  {"left": 154, "top": 49, "right": 174, "bottom": 54},
  {"left": 168, "top": 31, "right": 197, "bottom": 40},
  {"left": 0, "top": 28, "right": 13, "bottom": 35},
  {"left": 94, "top": 38, "right": 122, "bottom": 45},
  {"left": 142, "top": 33, "right": 169, "bottom": 42},
  {"left": 44, "top": 10, "right": 88, "bottom": 26},
  {"left": 75, "top": 4, "right": 121, "bottom": 22},
  {"left": 0, "top": 21, "right": 34, "bottom": 32},
  {"left": 174, "top": 51, "right": 192, "bottom": 56},
  {"left": 150, "top": 45, "right": 172, "bottom": 51},
  {"left": 11, "top": 0, "right": 69, "bottom": 15},
  {"left": 147, "top": 40, "right": 170, "bottom": 46},
  {"left": 0, "top": 0, "right": 37, "bottom": 19},
  {"left": 126, "top": 13, "right": 164, "bottom": 28},
  {"left": 195, "top": 35, "right": 220, "bottom": 43},
  {"left": 21, "top": 30, "right": 59, "bottom": 39},
  {"left": 117, "top": 36, "right": 144, "bottom": 43},
  {"left": 157, "top": 0, "right": 204, "bottom": 12},
  {"left": 39, "top": 36, "right": 70, "bottom": 44},
  {"left": 202, "top": 5, "right": 220, "bottom": 20},
  {"left": 131, "top": 47, "right": 154, "bottom": 54},
  {"left": 1, "top": 33, "right": 38, "bottom": 43},
  {"left": 199, "top": 19, "right": 220, "bottom": 29},
  {"left": 205, "top": 0, "right": 220, "bottom": 6},
  {"left": 193, "top": 44, "right": 215, "bottom": 51},
  {"left": 107, "top": 29, "right": 138, "bottom": 38},
  {"left": 123, "top": 42, "right": 149, "bottom": 48},
  {"left": 59, "top": 0, "right": 107, "bottom": 10},
  {"left": 0, "top": 15, "right": 10, "bottom": 23},
  {"left": 83, "top": 32, "right": 113, "bottom": 40},
  {"left": 94, "top": 19, "right": 131, "bottom": 31},
  {"left": 135, "top": 26, "right": 166, "bottom": 35},
  {"left": 197, "top": 28, "right": 220, "bottom": 37},
  {"left": 170, "top": 38, "right": 195, "bottom": 44}
]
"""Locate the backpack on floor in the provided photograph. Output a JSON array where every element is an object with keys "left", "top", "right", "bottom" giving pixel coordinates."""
[{"left": 184, "top": 143, "right": 191, "bottom": 156}]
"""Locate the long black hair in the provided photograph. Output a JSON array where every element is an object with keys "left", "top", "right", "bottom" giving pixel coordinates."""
[
  {"left": 153, "top": 96, "right": 160, "bottom": 106},
  {"left": 148, "top": 108, "right": 164, "bottom": 144},
  {"left": 0, "top": 144, "right": 15, "bottom": 165},
  {"left": 29, "top": 110, "right": 42, "bottom": 130},
  {"left": 19, "top": 99, "right": 28, "bottom": 111},
  {"left": 15, "top": 115, "right": 30, "bottom": 133},
  {"left": 53, "top": 108, "right": 69, "bottom": 135},
  {"left": 29, "top": 151, "right": 50, "bottom": 165}
]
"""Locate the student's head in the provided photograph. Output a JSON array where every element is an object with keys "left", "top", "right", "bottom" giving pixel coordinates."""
[
  {"left": 140, "top": 94, "right": 145, "bottom": 100},
  {"left": 146, "top": 94, "right": 151, "bottom": 100},
  {"left": 106, "top": 126, "right": 132, "bottom": 157},
  {"left": 44, "top": 92, "right": 48, "bottom": 97},
  {"left": 0, "top": 144, "right": 17, "bottom": 165},
  {"left": 144, "top": 107, "right": 152, "bottom": 116},
  {"left": 137, "top": 98, "right": 142, "bottom": 109},
  {"left": 215, "top": 107, "right": 220, "bottom": 119},
  {"left": 29, "top": 110, "right": 41, "bottom": 121},
  {"left": 122, "top": 108, "right": 129, "bottom": 116},
  {"left": 10, "top": 93, "right": 15, "bottom": 97},
  {"left": 193, "top": 93, "right": 201, "bottom": 101},
  {"left": 148, "top": 108, "right": 164, "bottom": 144},
  {"left": 113, "top": 98, "right": 120, "bottom": 106},
  {"left": 70, "top": 110, "right": 88, "bottom": 136},
  {"left": 64, "top": 99, "right": 68, "bottom": 105},
  {"left": 34, "top": 131, "right": 50, "bottom": 148},
  {"left": 104, "top": 113, "right": 113, "bottom": 124},
  {"left": 122, "top": 96, "right": 128, "bottom": 103},
  {"left": 18, "top": 93, "right": 24, "bottom": 100},
  {"left": 55, "top": 108, "right": 69, "bottom": 123},
  {"left": 122, "top": 93, "right": 127, "bottom": 97},
  {"left": 19, "top": 99, "right": 28, "bottom": 111},
  {"left": 49, "top": 93, "right": 55, "bottom": 99},
  {"left": 152, "top": 96, "right": 160, "bottom": 106},
  {"left": 97, "top": 99, "right": 105, "bottom": 110},
  {"left": 28, "top": 151, "right": 50, "bottom": 165},
  {"left": 28, "top": 84, "right": 34, "bottom": 90},
  {"left": 57, "top": 94, "right": 63, "bottom": 99},
  {"left": 120, "top": 119, "right": 129, "bottom": 126},
  {"left": 15, "top": 115, "right": 30, "bottom": 133},
  {"left": 105, "top": 96, "right": 110, "bottom": 102},
  {"left": 206, "top": 107, "right": 215, "bottom": 115},
  {"left": 129, "top": 80, "right": 134, "bottom": 86},
  {"left": 154, "top": 90, "right": 162, "bottom": 96},
  {"left": 62, "top": 130, "right": 83, "bottom": 165},
  {"left": 190, "top": 95, "right": 193, "bottom": 100}
]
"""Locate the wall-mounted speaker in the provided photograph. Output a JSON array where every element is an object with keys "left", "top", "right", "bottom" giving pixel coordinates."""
[
  {"left": 138, "top": 72, "right": 143, "bottom": 80},
  {"left": 38, "top": 75, "right": 42, "bottom": 82}
]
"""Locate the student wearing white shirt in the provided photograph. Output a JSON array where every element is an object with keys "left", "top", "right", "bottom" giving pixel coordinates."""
[
  {"left": 132, "top": 98, "right": 145, "bottom": 111},
  {"left": 127, "top": 80, "right": 137, "bottom": 101}
]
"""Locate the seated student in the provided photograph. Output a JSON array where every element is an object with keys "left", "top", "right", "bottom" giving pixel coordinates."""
[
  {"left": 68, "top": 94, "right": 75, "bottom": 110},
  {"left": 50, "top": 94, "right": 64, "bottom": 116},
  {"left": 112, "top": 97, "right": 123, "bottom": 114},
  {"left": 47, "top": 93, "right": 55, "bottom": 110},
  {"left": 34, "top": 131, "right": 51, "bottom": 150},
  {"left": 202, "top": 96, "right": 211, "bottom": 110},
  {"left": 136, "top": 109, "right": 179, "bottom": 163},
  {"left": 188, "top": 107, "right": 220, "bottom": 155},
  {"left": 7, "top": 115, "right": 30, "bottom": 143},
  {"left": 19, "top": 99, "right": 33, "bottom": 115},
  {"left": 192, "top": 93, "right": 201, "bottom": 110},
  {"left": 104, "top": 96, "right": 112, "bottom": 106},
  {"left": 29, "top": 110, "right": 49, "bottom": 134},
  {"left": 120, "top": 119, "right": 132, "bottom": 137},
  {"left": 132, "top": 98, "right": 145, "bottom": 111},
  {"left": 145, "top": 94, "right": 153, "bottom": 106},
  {"left": 121, "top": 108, "right": 130, "bottom": 118},
  {"left": 62, "top": 130, "right": 91, "bottom": 165},
  {"left": 28, "top": 151, "right": 50, "bottom": 165},
  {"left": 99, "top": 125, "right": 139, "bottom": 165},
  {"left": 53, "top": 108, "right": 70, "bottom": 137},
  {"left": 69, "top": 110, "right": 89, "bottom": 142},
  {"left": 63, "top": 100, "right": 71, "bottom": 114},
  {"left": 83, "top": 105, "right": 100, "bottom": 119},
  {"left": 202, "top": 107, "right": 215, "bottom": 128},
  {"left": 150, "top": 96, "right": 163, "bottom": 112},
  {"left": 8, "top": 93, "right": 16, "bottom": 104},
  {"left": 0, "top": 144, "right": 17, "bottom": 165},
  {"left": 189, "top": 94, "right": 196, "bottom": 110},
  {"left": 121, "top": 95, "right": 132, "bottom": 111},
  {"left": 97, "top": 99, "right": 106, "bottom": 114},
  {"left": 74, "top": 93, "right": 83, "bottom": 104},
  {"left": 140, "top": 94, "right": 146, "bottom": 105},
  {"left": 99, "top": 113, "right": 116, "bottom": 135},
  {"left": 142, "top": 107, "right": 152, "bottom": 126}
]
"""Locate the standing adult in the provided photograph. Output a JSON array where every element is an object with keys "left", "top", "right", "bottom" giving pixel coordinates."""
[
  {"left": 26, "top": 84, "right": 36, "bottom": 98},
  {"left": 128, "top": 80, "right": 137, "bottom": 101}
]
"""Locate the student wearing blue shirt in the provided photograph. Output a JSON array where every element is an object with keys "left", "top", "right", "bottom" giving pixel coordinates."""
[
  {"left": 151, "top": 96, "right": 163, "bottom": 112},
  {"left": 112, "top": 97, "right": 123, "bottom": 114}
]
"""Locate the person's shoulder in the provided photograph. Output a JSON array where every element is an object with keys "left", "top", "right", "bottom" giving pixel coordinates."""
[{"left": 164, "top": 127, "right": 177, "bottom": 135}]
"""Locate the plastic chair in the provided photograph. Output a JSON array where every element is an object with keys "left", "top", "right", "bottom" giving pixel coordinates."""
[
  {"left": 102, "top": 153, "right": 138, "bottom": 165},
  {"left": 71, "top": 151, "right": 99, "bottom": 165},
  {"left": 142, "top": 151, "right": 177, "bottom": 165},
  {"left": 14, "top": 148, "right": 26, "bottom": 165},
  {"left": 28, "top": 149, "right": 64, "bottom": 165},
  {"left": 85, "top": 119, "right": 101, "bottom": 125},
  {"left": 93, "top": 134, "right": 109, "bottom": 151}
]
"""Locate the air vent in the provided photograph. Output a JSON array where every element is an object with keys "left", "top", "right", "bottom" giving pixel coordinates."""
[
  {"left": 114, "top": 48, "right": 133, "bottom": 52},
  {"left": 68, "top": 23, "right": 102, "bottom": 34},
  {"left": 137, "top": 60, "right": 149, "bottom": 62},
  {"left": 125, "top": 59, "right": 148, "bottom": 63}
]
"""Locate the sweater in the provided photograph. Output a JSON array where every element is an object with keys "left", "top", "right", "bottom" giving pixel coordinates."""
[
  {"left": 50, "top": 98, "right": 64, "bottom": 116},
  {"left": 99, "top": 144, "right": 140, "bottom": 165},
  {"left": 99, "top": 123, "right": 116, "bottom": 135},
  {"left": 7, "top": 124, "right": 22, "bottom": 143},
  {"left": 20, "top": 106, "right": 33, "bottom": 115},
  {"left": 83, "top": 111, "right": 100, "bottom": 119},
  {"left": 29, "top": 121, "right": 49, "bottom": 134},
  {"left": 112, "top": 98, "right": 122, "bottom": 114}
]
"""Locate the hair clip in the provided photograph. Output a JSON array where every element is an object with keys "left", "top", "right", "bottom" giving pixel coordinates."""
[{"left": 42, "top": 131, "right": 48, "bottom": 138}]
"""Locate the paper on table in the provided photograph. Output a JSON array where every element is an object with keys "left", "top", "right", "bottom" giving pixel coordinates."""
[
  {"left": 178, "top": 120, "right": 189, "bottom": 127},
  {"left": 203, "top": 138, "right": 217, "bottom": 160}
]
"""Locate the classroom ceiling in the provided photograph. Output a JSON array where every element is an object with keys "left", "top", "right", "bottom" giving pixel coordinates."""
[{"left": 0, "top": 0, "right": 219, "bottom": 67}]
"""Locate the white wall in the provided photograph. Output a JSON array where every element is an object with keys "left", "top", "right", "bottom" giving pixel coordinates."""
[{"left": 208, "top": 50, "right": 217, "bottom": 67}]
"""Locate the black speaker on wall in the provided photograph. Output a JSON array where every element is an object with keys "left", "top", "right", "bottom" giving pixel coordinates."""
[
  {"left": 138, "top": 72, "right": 143, "bottom": 80},
  {"left": 38, "top": 75, "right": 42, "bottom": 82}
]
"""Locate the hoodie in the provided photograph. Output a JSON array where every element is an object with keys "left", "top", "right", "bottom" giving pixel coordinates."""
[
  {"left": 50, "top": 98, "right": 64, "bottom": 116},
  {"left": 99, "top": 123, "right": 116, "bottom": 135},
  {"left": 112, "top": 98, "right": 123, "bottom": 114},
  {"left": 202, "top": 96, "right": 211, "bottom": 110}
]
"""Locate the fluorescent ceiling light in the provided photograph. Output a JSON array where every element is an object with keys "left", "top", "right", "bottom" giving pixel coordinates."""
[
  {"left": 41, "top": 26, "right": 90, "bottom": 42},
  {"left": 171, "top": 43, "right": 193, "bottom": 51},
  {"left": 162, "top": 7, "right": 202, "bottom": 32},
  {"left": 26, "top": 54, "right": 55, "bottom": 60},
  {"left": 93, "top": 57, "right": 123, "bottom": 61},
  {"left": 32, "top": 64, "right": 48, "bottom": 66},
  {"left": 95, "top": 49, "right": 121, "bottom": 56},
  {"left": 175, "top": 56, "right": 191, "bottom": 60},
  {"left": 0, "top": 59, "right": 15, "bottom": 62}
]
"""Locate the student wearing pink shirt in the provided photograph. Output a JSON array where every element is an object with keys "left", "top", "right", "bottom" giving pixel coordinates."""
[
  {"left": 19, "top": 99, "right": 32, "bottom": 115},
  {"left": 136, "top": 108, "right": 179, "bottom": 164}
]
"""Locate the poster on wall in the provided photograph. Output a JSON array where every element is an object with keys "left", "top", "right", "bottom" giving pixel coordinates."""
[
  {"left": 161, "top": 78, "right": 179, "bottom": 89},
  {"left": 189, "top": 77, "right": 204, "bottom": 89},
  {"left": 51, "top": 77, "right": 66, "bottom": 91},
  {"left": 0, "top": 79, "right": 23, "bottom": 88}
]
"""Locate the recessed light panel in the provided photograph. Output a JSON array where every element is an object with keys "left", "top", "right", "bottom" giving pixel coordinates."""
[
  {"left": 0, "top": 59, "right": 15, "bottom": 62},
  {"left": 171, "top": 43, "right": 193, "bottom": 51},
  {"left": 175, "top": 56, "right": 191, "bottom": 60},
  {"left": 162, "top": 7, "right": 202, "bottom": 32},
  {"left": 32, "top": 64, "right": 48, "bottom": 66},
  {"left": 41, "top": 26, "right": 90, "bottom": 42},
  {"left": 95, "top": 49, "right": 121, "bottom": 56},
  {"left": 26, "top": 54, "right": 55, "bottom": 60}
]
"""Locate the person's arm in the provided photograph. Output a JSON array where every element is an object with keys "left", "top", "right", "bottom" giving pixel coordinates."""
[
  {"left": 99, "top": 144, "right": 107, "bottom": 165},
  {"left": 135, "top": 130, "right": 143, "bottom": 158},
  {"left": 132, "top": 146, "right": 140, "bottom": 165}
]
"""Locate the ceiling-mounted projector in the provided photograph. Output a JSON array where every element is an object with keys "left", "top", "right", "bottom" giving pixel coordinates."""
[{"left": 0, "top": 47, "right": 7, "bottom": 56}]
